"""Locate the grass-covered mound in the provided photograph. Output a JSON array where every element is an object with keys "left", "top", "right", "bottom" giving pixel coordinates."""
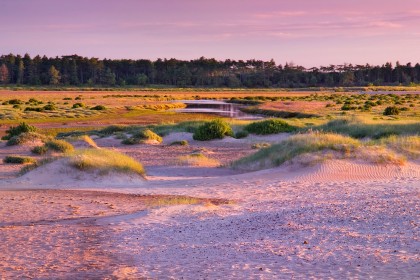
[
  {"left": 69, "top": 148, "right": 145, "bottom": 177},
  {"left": 244, "top": 119, "right": 295, "bottom": 135},
  {"left": 313, "top": 117, "right": 420, "bottom": 139},
  {"left": 1, "top": 122, "right": 37, "bottom": 140},
  {"left": 6, "top": 132, "right": 47, "bottom": 146},
  {"left": 193, "top": 119, "right": 233, "bottom": 141},
  {"left": 233, "top": 132, "right": 410, "bottom": 170},
  {"left": 122, "top": 129, "right": 162, "bottom": 145}
]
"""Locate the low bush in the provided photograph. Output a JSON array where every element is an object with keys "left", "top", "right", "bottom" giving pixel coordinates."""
[
  {"left": 4, "top": 156, "right": 36, "bottom": 164},
  {"left": 90, "top": 105, "right": 106, "bottom": 110},
  {"left": 72, "top": 102, "right": 85, "bottom": 108},
  {"left": 193, "top": 119, "right": 233, "bottom": 141},
  {"left": 43, "top": 104, "right": 57, "bottom": 111},
  {"left": 383, "top": 106, "right": 400, "bottom": 115},
  {"left": 2, "top": 122, "right": 37, "bottom": 140},
  {"left": 244, "top": 119, "right": 295, "bottom": 135},
  {"left": 45, "top": 140, "right": 74, "bottom": 153},
  {"left": 235, "top": 130, "right": 249, "bottom": 139},
  {"left": 31, "top": 145, "right": 49, "bottom": 155}
]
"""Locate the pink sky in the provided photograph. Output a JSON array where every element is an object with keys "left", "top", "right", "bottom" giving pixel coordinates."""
[{"left": 1, "top": 0, "right": 420, "bottom": 67}]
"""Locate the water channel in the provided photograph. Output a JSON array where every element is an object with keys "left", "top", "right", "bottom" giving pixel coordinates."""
[{"left": 175, "top": 100, "right": 262, "bottom": 119}]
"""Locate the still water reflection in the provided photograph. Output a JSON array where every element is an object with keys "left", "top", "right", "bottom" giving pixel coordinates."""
[{"left": 175, "top": 100, "right": 261, "bottom": 119}]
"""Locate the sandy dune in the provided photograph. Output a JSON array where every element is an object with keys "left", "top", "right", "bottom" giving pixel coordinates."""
[{"left": 0, "top": 133, "right": 419, "bottom": 279}]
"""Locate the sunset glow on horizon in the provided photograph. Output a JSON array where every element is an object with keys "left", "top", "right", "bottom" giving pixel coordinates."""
[{"left": 2, "top": 0, "right": 420, "bottom": 67}]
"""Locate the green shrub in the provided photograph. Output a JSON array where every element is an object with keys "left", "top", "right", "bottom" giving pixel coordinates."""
[
  {"left": 43, "top": 104, "right": 57, "bottom": 111},
  {"left": 170, "top": 140, "right": 189, "bottom": 146},
  {"left": 2, "top": 122, "right": 37, "bottom": 140},
  {"left": 384, "top": 106, "right": 400, "bottom": 115},
  {"left": 12, "top": 104, "right": 21, "bottom": 109},
  {"left": 235, "top": 130, "right": 249, "bottom": 139},
  {"left": 45, "top": 140, "right": 74, "bottom": 153},
  {"left": 24, "top": 107, "right": 44, "bottom": 112},
  {"left": 31, "top": 145, "right": 49, "bottom": 155},
  {"left": 193, "top": 119, "right": 233, "bottom": 141},
  {"left": 122, "top": 129, "right": 162, "bottom": 145},
  {"left": 244, "top": 119, "right": 295, "bottom": 135},
  {"left": 3, "top": 156, "right": 36, "bottom": 164},
  {"left": 7, "top": 99, "right": 24, "bottom": 105},
  {"left": 90, "top": 105, "right": 106, "bottom": 110},
  {"left": 72, "top": 102, "right": 85, "bottom": 108}
]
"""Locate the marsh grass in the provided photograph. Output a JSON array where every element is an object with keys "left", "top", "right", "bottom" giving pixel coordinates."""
[
  {"left": 311, "top": 117, "right": 420, "bottom": 139},
  {"left": 69, "top": 148, "right": 145, "bottom": 176}
]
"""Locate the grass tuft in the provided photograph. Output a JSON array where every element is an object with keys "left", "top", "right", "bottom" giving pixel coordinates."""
[
  {"left": 4, "top": 155, "right": 37, "bottom": 164},
  {"left": 69, "top": 148, "right": 145, "bottom": 176}
]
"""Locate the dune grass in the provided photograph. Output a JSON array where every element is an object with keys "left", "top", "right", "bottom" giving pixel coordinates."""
[
  {"left": 233, "top": 132, "right": 410, "bottom": 170},
  {"left": 375, "top": 135, "right": 420, "bottom": 159},
  {"left": 69, "top": 148, "right": 145, "bottom": 177},
  {"left": 45, "top": 139, "right": 75, "bottom": 153},
  {"left": 176, "top": 153, "right": 220, "bottom": 167},
  {"left": 122, "top": 129, "right": 162, "bottom": 145}
]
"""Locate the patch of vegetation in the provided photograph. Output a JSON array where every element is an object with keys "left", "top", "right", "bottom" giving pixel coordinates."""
[
  {"left": 375, "top": 135, "right": 420, "bottom": 159},
  {"left": 3, "top": 156, "right": 37, "bottom": 164},
  {"left": 383, "top": 106, "right": 400, "bottom": 116},
  {"left": 313, "top": 118, "right": 420, "bottom": 139},
  {"left": 170, "top": 140, "right": 189, "bottom": 146},
  {"left": 72, "top": 102, "right": 85, "bottom": 108},
  {"left": 6, "top": 132, "right": 47, "bottom": 146},
  {"left": 45, "top": 140, "right": 75, "bottom": 153},
  {"left": 245, "top": 119, "right": 295, "bottom": 135},
  {"left": 234, "top": 132, "right": 408, "bottom": 170},
  {"left": 176, "top": 153, "right": 220, "bottom": 166},
  {"left": 234, "top": 132, "right": 361, "bottom": 170},
  {"left": 251, "top": 142, "right": 271, "bottom": 149},
  {"left": 234, "top": 130, "right": 249, "bottom": 139},
  {"left": 2, "top": 122, "right": 37, "bottom": 141},
  {"left": 193, "top": 119, "right": 233, "bottom": 141},
  {"left": 31, "top": 145, "right": 49, "bottom": 155},
  {"left": 90, "top": 105, "right": 106, "bottom": 110},
  {"left": 43, "top": 104, "right": 57, "bottom": 111},
  {"left": 241, "top": 107, "right": 318, "bottom": 118},
  {"left": 122, "top": 129, "right": 162, "bottom": 145},
  {"left": 69, "top": 148, "right": 145, "bottom": 177}
]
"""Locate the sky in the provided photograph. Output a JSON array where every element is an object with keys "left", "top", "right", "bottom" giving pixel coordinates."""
[{"left": 1, "top": 0, "right": 420, "bottom": 67}]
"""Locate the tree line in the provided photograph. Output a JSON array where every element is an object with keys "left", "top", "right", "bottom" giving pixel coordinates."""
[{"left": 1, "top": 54, "right": 420, "bottom": 88}]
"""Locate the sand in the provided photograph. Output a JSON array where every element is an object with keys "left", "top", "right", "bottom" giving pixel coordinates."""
[{"left": 0, "top": 132, "right": 419, "bottom": 279}]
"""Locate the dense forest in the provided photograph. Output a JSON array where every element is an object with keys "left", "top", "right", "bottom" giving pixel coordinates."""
[{"left": 1, "top": 54, "right": 420, "bottom": 88}]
